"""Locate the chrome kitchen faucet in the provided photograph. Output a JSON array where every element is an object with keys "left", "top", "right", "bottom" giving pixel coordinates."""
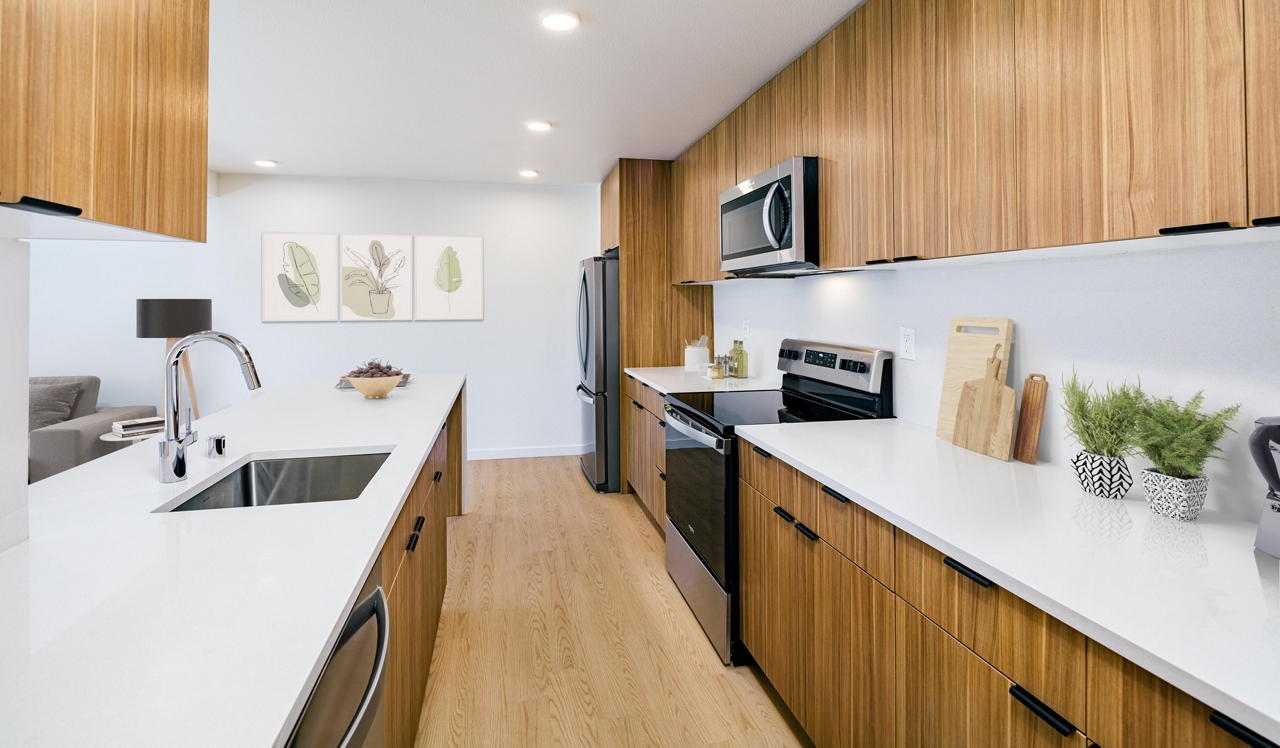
[{"left": 160, "top": 331, "right": 261, "bottom": 483}]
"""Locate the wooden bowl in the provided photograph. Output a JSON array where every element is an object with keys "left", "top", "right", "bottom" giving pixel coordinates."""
[{"left": 343, "top": 374, "right": 403, "bottom": 399}]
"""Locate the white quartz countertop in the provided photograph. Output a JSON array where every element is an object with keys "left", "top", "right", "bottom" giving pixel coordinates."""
[
  {"left": 735, "top": 418, "right": 1280, "bottom": 742},
  {"left": 624, "top": 366, "right": 776, "bottom": 395},
  {"left": 0, "top": 374, "right": 464, "bottom": 747}
]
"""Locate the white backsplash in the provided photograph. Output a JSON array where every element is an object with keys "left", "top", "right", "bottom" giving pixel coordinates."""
[{"left": 714, "top": 238, "right": 1280, "bottom": 522}]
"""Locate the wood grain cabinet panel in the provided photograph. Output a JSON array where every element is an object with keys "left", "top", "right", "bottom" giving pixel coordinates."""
[
  {"left": 892, "top": 0, "right": 948, "bottom": 260},
  {"left": 896, "top": 531, "right": 1087, "bottom": 730},
  {"left": 806, "top": 472, "right": 895, "bottom": 590},
  {"left": 600, "top": 163, "right": 620, "bottom": 251},
  {"left": 736, "top": 79, "right": 777, "bottom": 182},
  {"left": 1245, "top": 0, "right": 1280, "bottom": 224},
  {"left": 1087, "top": 641, "right": 1253, "bottom": 747},
  {"left": 896, "top": 600, "right": 1086, "bottom": 748},
  {"left": 1, "top": 0, "right": 209, "bottom": 241},
  {"left": 844, "top": 0, "right": 895, "bottom": 267},
  {"left": 1015, "top": 0, "right": 1107, "bottom": 250},
  {"left": 1101, "top": 0, "right": 1247, "bottom": 237},
  {"left": 739, "top": 439, "right": 813, "bottom": 526},
  {"left": 775, "top": 46, "right": 820, "bottom": 163},
  {"left": 943, "top": 0, "right": 1017, "bottom": 256},
  {"left": 816, "top": 16, "right": 856, "bottom": 269}
]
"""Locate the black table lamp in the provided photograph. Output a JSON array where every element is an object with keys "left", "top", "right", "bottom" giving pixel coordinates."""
[{"left": 137, "top": 299, "right": 212, "bottom": 418}]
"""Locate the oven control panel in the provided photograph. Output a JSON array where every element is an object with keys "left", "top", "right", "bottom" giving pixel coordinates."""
[{"left": 777, "top": 339, "right": 891, "bottom": 395}]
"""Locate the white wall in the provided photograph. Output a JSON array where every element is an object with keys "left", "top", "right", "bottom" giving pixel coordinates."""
[
  {"left": 715, "top": 238, "right": 1280, "bottom": 521},
  {"left": 0, "top": 238, "right": 30, "bottom": 553},
  {"left": 29, "top": 175, "right": 598, "bottom": 459}
]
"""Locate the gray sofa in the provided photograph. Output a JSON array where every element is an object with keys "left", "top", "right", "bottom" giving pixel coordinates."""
[{"left": 29, "top": 376, "right": 156, "bottom": 483}]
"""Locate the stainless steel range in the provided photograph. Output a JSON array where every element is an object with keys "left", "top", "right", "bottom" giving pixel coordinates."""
[{"left": 662, "top": 339, "right": 893, "bottom": 665}]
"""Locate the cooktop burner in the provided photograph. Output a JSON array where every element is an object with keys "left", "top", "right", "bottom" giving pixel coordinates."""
[{"left": 667, "top": 388, "right": 871, "bottom": 432}]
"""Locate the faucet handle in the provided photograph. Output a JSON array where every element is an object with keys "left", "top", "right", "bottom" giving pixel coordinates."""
[{"left": 207, "top": 435, "right": 227, "bottom": 458}]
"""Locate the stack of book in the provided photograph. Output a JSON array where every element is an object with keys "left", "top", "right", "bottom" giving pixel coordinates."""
[{"left": 112, "top": 416, "right": 165, "bottom": 438}]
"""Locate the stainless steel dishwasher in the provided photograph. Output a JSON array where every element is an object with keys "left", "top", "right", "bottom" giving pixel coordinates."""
[{"left": 286, "top": 558, "right": 389, "bottom": 748}]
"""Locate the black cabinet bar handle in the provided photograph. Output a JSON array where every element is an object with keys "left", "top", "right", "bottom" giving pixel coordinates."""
[
  {"left": 1255, "top": 216, "right": 1280, "bottom": 227},
  {"left": 434, "top": 470, "right": 442, "bottom": 482},
  {"left": 1009, "top": 685, "right": 1075, "bottom": 737},
  {"left": 944, "top": 556, "right": 993, "bottom": 588},
  {"left": 772, "top": 506, "right": 795, "bottom": 523},
  {"left": 1210, "top": 711, "right": 1280, "bottom": 748},
  {"left": 641, "top": 382, "right": 650, "bottom": 388},
  {"left": 893, "top": 254, "right": 921, "bottom": 262},
  {"left": 752, "top": 446, "right": 773, "bottom": 458},
  {"left": 414, "top": 516, "right": 425, "bottom": 532},
  {"left": 659, "top": 421, "right": 666, "bottom": 428},
  {"left": 7, "top": 196, "right": 83, "bottom": 217},
  {"left": 864, "top": 258, "right": 891, "bottom": 266},
  {"left": 794, "top": 522, "right": 819, "bottom": 541},
  {"left": 633, "top": 401, "right": 644, "bottom": 409},
  {"left": 821, "top": 485, "right": 851, "bottom": 504},
  {"left": 658, "top": 472, "right": 666, "bottom": 482},
  {"left": 1158, "top": 221, "right": 1237, "bottom": 236},
  {"left": 406, "top": 532, "right": 419, "bottom": 552}
]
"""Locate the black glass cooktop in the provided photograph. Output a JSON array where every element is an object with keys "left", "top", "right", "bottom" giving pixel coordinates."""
[{"left": 667, "top": 388, "right": 870, "bottom": 434}]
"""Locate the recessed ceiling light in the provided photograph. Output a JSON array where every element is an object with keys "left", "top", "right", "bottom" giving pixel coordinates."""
[
  {"left": 539, "top": 10, "right": 580, "bottom": 31},
  {"left": 254, "top": 160, "right": 278, "bottom": 168},
  {"left": 520, "top": 170, "right": 540, "bottom": 178},
  {"left": 526, "top": 120, "right": 553, "bottom": 132}
]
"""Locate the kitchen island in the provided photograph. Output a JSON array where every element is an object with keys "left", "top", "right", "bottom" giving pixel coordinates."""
[{"left": 0, "top": 374, "right": 464, "bottom": 747}]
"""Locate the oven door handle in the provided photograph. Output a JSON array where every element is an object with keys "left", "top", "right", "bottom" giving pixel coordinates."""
[{"left": 665, "top": 407, "right": 728, "bottom": 454}]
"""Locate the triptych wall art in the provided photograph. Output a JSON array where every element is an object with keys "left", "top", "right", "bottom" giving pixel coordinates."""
[{"left": 261, "top": 234, "right": 483, "bottom": 322}]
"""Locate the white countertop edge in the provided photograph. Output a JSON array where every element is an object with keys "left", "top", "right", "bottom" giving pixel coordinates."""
[
  {"left": 269, "top": 377, "right": 463, "bottom": 747},
  {"left": 735, "top": 425, "right": 1280, "bottom": 742},
  {"left": 624, "top": 366, "right": 778, "bottom": 395}
]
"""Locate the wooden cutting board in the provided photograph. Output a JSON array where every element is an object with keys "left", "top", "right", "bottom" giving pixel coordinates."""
[
  {"left": 952, "top": 345, "right": 1018, "bottom": 461},
  {"left": 937, "top": 317, "right": 1014, "bottom": 441},
  {"left": 1013, "top": 373, "right": 1049, "bottom": 464}
]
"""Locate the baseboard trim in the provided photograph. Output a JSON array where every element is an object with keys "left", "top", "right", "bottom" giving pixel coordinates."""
[{"left": 468, "top": 444, "right": 590, "bottom": 461}]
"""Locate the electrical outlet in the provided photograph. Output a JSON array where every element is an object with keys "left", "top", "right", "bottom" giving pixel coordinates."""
[
  {"left": 899, "top": 327, "right": 916, "bottom": 360},
  {"left": 741, "top": 320, "right": 750, "bottom": 339}
]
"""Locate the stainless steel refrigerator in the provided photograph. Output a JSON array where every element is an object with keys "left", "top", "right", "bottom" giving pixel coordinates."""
[{"left": 575, "top": 250, "right": 620, "bottom": 492}]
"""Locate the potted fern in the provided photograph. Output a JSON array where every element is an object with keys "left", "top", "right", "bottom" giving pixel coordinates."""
[
  {"left": 1062, "top": 372, "right": 1143, "bottom": 499},
  {"left": 1134, "top": 392, "right": 1240, "bottom": 522}
]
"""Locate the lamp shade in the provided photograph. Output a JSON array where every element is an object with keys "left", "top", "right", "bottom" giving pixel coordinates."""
[{"left": 136, "top": 299, "right": 212, "bottom": 339}]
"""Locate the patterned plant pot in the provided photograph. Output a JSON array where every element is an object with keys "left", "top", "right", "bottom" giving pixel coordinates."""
[
  {"left": 1071, "top": 451, "right": 1133, "bottom": 500},
  {"left": 1141, "top": 469, "right": 1210, "bottom": 522}
]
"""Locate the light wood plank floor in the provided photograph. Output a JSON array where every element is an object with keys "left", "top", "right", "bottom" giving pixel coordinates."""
[{"left": 415, "top": 456, "right": 808, "bottom": 746}]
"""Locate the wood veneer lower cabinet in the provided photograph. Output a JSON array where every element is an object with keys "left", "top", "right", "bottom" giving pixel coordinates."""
[
  {"left": 1087, "top": 642, "right": 1271, "bottom": 748},
  {"left": 381, "top": 426, "right": 455, "bottom": 747},
  {"left": 624, "top": 395, "right": 667, "bottom": 531},
  {"left": 896, "top": 599, "right": 1086, "bottom": 747},
  {"left": 739, "top": 480, "right": 895, "bottom": 746}
]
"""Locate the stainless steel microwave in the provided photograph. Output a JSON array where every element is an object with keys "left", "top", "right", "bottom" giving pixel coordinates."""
[{"left": 719, "top": 157, "right": 818, "bottom": 275}]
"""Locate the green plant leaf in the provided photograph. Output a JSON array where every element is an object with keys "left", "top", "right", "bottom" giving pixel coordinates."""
[
  {"left": 1134, "top": 392, "right": 1241, "bottom": 479},
  {"left": 285, "top": 242, "right": 321, "bottom": 306},
  {"left": 435, "top": 246, "right": 463, "bottom": 294},
  {"left": 1060, "top": 370, "right": 1143, "bottom": 458},
  {"left": 369, "top": 240, "right": 390, "bottom": 279},
  {"left": 277, "top": 273, "right": 310, "bottom": 307}
]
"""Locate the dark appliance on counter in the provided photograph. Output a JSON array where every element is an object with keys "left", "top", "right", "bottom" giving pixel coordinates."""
[
  {"left": 575, "top": 250, "right": 621, "bottom": 492},
  {"left": 1249, "top": 417, "right": 1280, "bottom": 558},
  {"left": 719, "top": 157, "right": 819, "bottom": 276},
  {"left": 663, "top": 339, "right": 893, "bottom": 664}
]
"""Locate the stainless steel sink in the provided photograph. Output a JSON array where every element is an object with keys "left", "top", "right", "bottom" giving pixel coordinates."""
[{"left": 169, "top": 453, "right": 390, "bottom": 512}]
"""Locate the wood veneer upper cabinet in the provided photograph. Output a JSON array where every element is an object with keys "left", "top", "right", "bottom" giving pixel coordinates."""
[
  {"left": 600, "top": 163, "right": 620, "bottom": 252},
  {"left": 0, "top": 0, "right": 96, "bottom": 215},
  {"left": 1087, "top": 642, "right": 1248, "bottom": 747},
  {"left": 775, "top": 46, "right": 819, "bottom": 163},
  {"left": 896, "top": 600, "right": 1086, "bottom": 747},
  {"left": 1102, "top": 0, "right": 1247, "bottom": 237},
  {"left": 815, "top": 9, "right": 895, "bottom": 270},
  {"left": 1, "top": 0, "right": 209, "bottom": 242},
  {"left": 736, "top": 79, "right": 777, "bottom": 182},
  {"left": 1015, "top": 0, "right": 1107, "bottom": 250},
  {"left": 943, "top": 0, "right": 1017, "bottom": 256},
  {"left": 1246, "top": 0, "right": 1280, "bottom": 224},
  {"left": 891, "top": 0, "right": 947, "bottom": 260}
]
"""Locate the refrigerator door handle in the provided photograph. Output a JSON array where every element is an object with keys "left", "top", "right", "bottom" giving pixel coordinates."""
[
  {"left": 575, "top": 385, "right": 596, "bottom": 405},
  {"left": 576, "top": 267, "right": 589, "bottom": 378}
]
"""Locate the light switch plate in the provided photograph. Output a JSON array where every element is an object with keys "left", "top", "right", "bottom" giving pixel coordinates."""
[
  {"left": 741, "top": 320, "right": 750, "bottom": 339},
  {"left": 899, "top": 327, "right": 916, "bottom": 360}
]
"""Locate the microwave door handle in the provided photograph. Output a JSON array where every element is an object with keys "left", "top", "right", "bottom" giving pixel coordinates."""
[{"left": 761, "top": 182, "right": 782, "bottom": 249}]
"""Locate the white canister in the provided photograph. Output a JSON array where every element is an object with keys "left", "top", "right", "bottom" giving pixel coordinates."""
[{"left": 684, "top": 345, "right": 710, "bottom": 372}]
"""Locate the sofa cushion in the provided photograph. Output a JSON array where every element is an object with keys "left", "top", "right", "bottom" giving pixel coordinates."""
[
  {"left": 30, "top": 382, "right": 83, "bottom": 431},
  {"left": 30, "top": 376, "right": 100, "bottom": 419}
]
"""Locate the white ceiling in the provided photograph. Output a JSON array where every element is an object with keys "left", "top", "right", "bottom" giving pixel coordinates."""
[{"left": 208, "top": 0, "right": 859, "bottom": 185}]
